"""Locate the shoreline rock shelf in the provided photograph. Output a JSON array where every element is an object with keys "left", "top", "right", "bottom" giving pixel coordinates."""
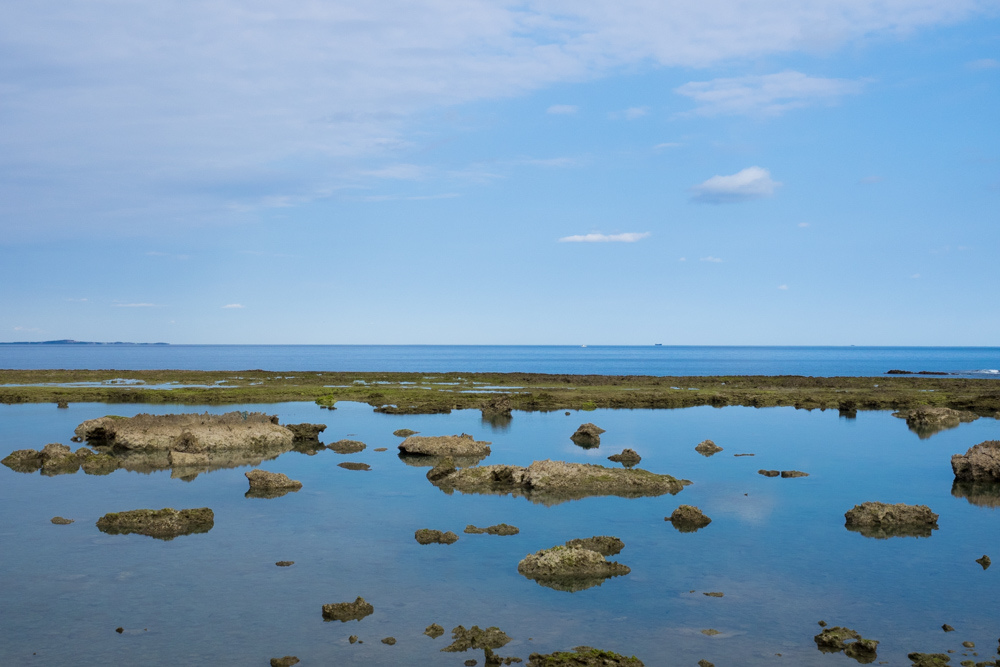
[{"left": 75, "top": 412, "right": 294, "bottom": 451}]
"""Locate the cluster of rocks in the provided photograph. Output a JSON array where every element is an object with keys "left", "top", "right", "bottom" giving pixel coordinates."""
[
  {"left": 814, "top": 625, "right": 879, "bottom": 663},
  {"left": 415, "top": 529, "right": 459, "bottom": 545},
  {"left": 465, "top": 523, "right": 520, "bottom": 536},
  {"left": 2, "top": 443, "right": 118, "bottom": 476},
  {"left": 758, "top": 469, "right": 809, "bottom": 478}
]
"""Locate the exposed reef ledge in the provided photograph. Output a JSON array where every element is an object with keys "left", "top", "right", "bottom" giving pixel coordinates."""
[
  {"left": 430, "top": 459, "right": 688, "bottom": 505},
  {"left": 76, "top": 412, "right": 293, "bottom": 451}
]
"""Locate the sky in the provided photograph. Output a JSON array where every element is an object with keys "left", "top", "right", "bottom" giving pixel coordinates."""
[{"left": 1, "top": 0, "right": 998, "bottom": 345}]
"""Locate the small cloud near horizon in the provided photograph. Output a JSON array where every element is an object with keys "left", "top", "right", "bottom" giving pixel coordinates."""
[
  {"left": 559, "top": 232, "right": 651, "bottom": 243},
  {"left": 13, "top": 326, "right": 45, "bottom": 333},
  {"left": 690, "top": 166, "right": 780, "bottom": 204},
  {"left": 361, "top": 163, "right": 427, "bottom": 180},
  {"left": 222, "top": 303, "right": 245, "bottom": 309},
  {"left": 524, "top": 157, "right": 581, "bottom": 168},
  {"left": 547, "top": 104, "right": 578, "bottom": 114}
]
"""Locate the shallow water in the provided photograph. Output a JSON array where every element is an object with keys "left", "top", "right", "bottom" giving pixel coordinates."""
[{"left": 1, "top": 401, "right": 998, "bottom": 666}]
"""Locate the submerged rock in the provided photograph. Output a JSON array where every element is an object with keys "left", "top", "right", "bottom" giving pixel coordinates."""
[
  {"left": 758, "top": 469, "right": 780, "bottom": 477},
  {"left": 393, "top": 429, "right": 418, "bottom": 437},
  {"left": 442, "top": 625, "right": 512, "bottom": 652},
  {"left": 329, "top": 439, "right": 367, "bottom": 454},
  {"left": 976, "top": 555, "right": 991, "bottom": 570},
  {"left": 844, "top": 502, "right": 939, "bottom": 539},
  {"left": 907, "top": 653, "right": 952, "bottom": 666},
  {"left": 893, "top": 407, "right": 978, "bottom": 438},
  {"left": 338, "top": 462, "right": 371, "bottom": 471},
  {"left": 415, "top": 529, "right": 459, "bottom": 545},
  {"left": 815, "top": 626, "right": 880, "bottom": 664},
  {"left": 285, "top": 423, "right": 326, "bottom": 442},
  {"left": 666, "top": 505, "right": 712, "bottom": 532},
  {"left": 695, "top": 440, "right": 723, "bottom": 456},
  {"left": 50, "top": 516, "right": 74, "bottom": 525},
  {"left": 425, "top": 623, "right": 445, "bottom": 638},
  {"left": 780, "top": 470, "right": 809, "bottom": 478},
  {"left": 465, "top": 524, "right": 520, "bottom": 536},
  {"left": 527, "top": 646, "right": 644, "bottom": 666},
  {"left": 398, "top": 434, "right": 491, "bottom": 458},
  {"left": 518, "top": 545, "right": 629, "bottom": 591},
  {"left": 75, "top": 412, "right": 292, "bottom": 451},
  {"left": 96, "top": 507, "right": 214, "bottom": 540},
  {"left": 570, "top": 423, "right": 605, "bottom": 448},
  {"left": 430, "top": 459, "right": 687, "bottom": 506},
  {"left": 951, "top": 441, "right": 1000, "bottom": 482},
  {"left": 322, "top": 597, "right": 373, "bottom": 622},
  {"left": 564, "top": 536, "right": 624, "bottom": 556},
  {"left": 270, "top": 657, "right": 299, "bottom": 667},
  {"left": 607, "top": 449, "right": 642, "bottom": 467}
]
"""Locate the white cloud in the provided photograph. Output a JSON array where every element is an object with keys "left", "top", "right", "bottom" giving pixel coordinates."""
[
  {"left": 700, "top": 256, "right": 724, "bottom": 263},
  {"left": 910, "top": 273, "right": 921, "bottom": 279},
  {"left": 547, "top": 104, "right": 578, "bottom": 114},
  {"left": 777, "top": 284, "right": 789, "bottom": 290},
  {"left": 690, "top": 166, "right": 781, "bottom": 204},
  {"left": 675, "top": 71, "right": 865, "bottom": 117},
  {"left": 65, "top": 297, "right": 88, "bottom": 302},
  {"left": 13, "top": 326, "right": 44, "bottom": 333},
  {"left": 967, "top": 58, "right": 1000, "bottom": 70},
  {"left": 678, "top": 257, "right": 687, "bottom": 261},
  {"left": 222, "top": 303, "right": 245, "bottom": 309},
  {"left": 359, "top": 192, "right": 460, "bottom": 202},
  {"left": 559, "top": 232, "right": 651, "bottom": 243},
  {"left": 361, "top": 164, "right": 428, "bottom": 180}
]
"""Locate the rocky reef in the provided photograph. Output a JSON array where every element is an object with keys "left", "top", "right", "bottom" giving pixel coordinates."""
[
  {"left": 415, "top": 529, "right": 459, "bottom": 544},
  {"left": 814, "top": 626, "right": 879, "bottom": 664},
  {"left": 892, "top": 406, "right": 979, "bottom": 438},
  {"left": 245, "top": 469, "right": 302, "bottom": 499},
  {"left": 844, "top": 502, "right": 939, "bottom": 539},
  {"left": 398, "top": 434, "right": 491, "bottom": 458},
  {"left": 76, "top": 412, "right": 293, "bottom": 450},
  {"left": 518, "top": 544, "right": 630, "bottom": 591},
  {"left": 464, "top": 523, "right": 520, "bottom": 536},
  {"left": 563, "top": 536, "right": 624, "bottom": 556},
  {"left": 321, "top": 597, "right": 373, "bottom": 622},
  {"left": 951, "top": 440, "right": 1000, "bottom": 482},
  {"left": 96, "top": 507, "right": 214, "bottom": 540},
  {"left": 527, "top": 646, "right": 644, "bottom": 666}
]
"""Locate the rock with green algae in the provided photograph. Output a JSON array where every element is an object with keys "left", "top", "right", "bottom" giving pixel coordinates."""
[
  {"left": 465, "top": 523, "right": 520, "bottom": 536},
  {"left": 269, "top": 657, "right": 299, "bottom": 667},
  {"left": 814, "top": 626, "right": 879, "bottom": 663},
  {"left": 517, "top": 545, "right": 629, "bottom": 592},
  {"left": 321, "top": 597, "right": 373, "bottom": 622},
  {"left": 424, "top": 623, "right": 445, "bottom": 638},
  {"left": 844, "top": 502, "right": 939, "bottom": 539},
  {"left": 441, "top": 625, "right": 512, "bottom": 652},
  {"left": 526, "top": 646, "right": 644, "bottom": 666},
  {"left": 329, "top": 439, "right": 367, "bottom": 454},
  {"left": 666, "top": 505, "right": 712, "bottom": 532},
  {"left": 563, "top": 536, "right": 624, "bottom": 556},
  {"left": 415, "top": 529, "right": 459, "bottom": 545},
  {"left": 96, "top": 507, "right": 214, "bottom": 540},
  {"left": 908, "top": 653, "right": 952, "bottom": 666}
]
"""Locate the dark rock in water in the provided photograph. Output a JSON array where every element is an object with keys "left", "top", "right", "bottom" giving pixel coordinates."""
[
  {"left": 246, "top": 469, "right": 302, "bottom": 491},
  {"left": 284, "top": 423, "right": 326, "bottom": 442},
  {"left": 427, "top": 458, "right": 458, "bottom": 481},
  {"left": 952, "top": 441, "right": 1000, "bottom": 482},
  {"left": 815, "top": 626, "right": 879, "bottom": 663},
  {"left": 57, "top": 401, "right": 69, "bottom": 408},
  {"left": 976, "top": 555, "right": 991, "bottom": 570},
  {"left": 349, "top": 635, "right": 358, "bottom": 643},
  {"left": 781, "top": 470, "right": 809, "bottom": 478},
  {"left": 51, "top": 516, "right": 74, "bottom": 525},
  {"left": 518, "top": 545, "right": 629, "bottom": 591},
  {"left": 442, "top": 625, "right": 512, "bottom": 652},
  {"left": 399, "top": 434, "right": 491, "bottom": 458},
  {"left": 892, "top": 406, "right": 978, "bottom": 438},
  {"left": 666, "top": 505, "right": 712, "bottom": 532},
  {"left": 703, "top": 592, "right": 724, "bottom": 598},
  {"left": 887, "top": 369, "right": 912, "bottom": 374},
  {"left": 2, "top": 449, "right": 44, "bottom": 473},
  {"left": 270, "top": 657, "right": 299, "bottom": 667},
  {"left": 465, "top": 660, "right": 477, "bottom": 667},
  {"left": 844, "top": 502, "right": 938, "bottom": 539},
  {"left": 415, "top": 529, "right": 459, "bottom": 545},
  {"left": 698, "top": 661, "right": 715, "bottom": 667},
  {"left": 276, "top": 561, "right": 294, "bottom": 567},
  {"left": 338, "top": 462, "right": 371, "bottom": 471},
  {"left": 465, "top": 523, "right": 519, "bottom": 536},
  {"left": 734, "top": 453, "right": 755, "bottom": 457},
  {"left": 818, "top": 620, "right": 828, "bottom": 627},
  {"left": 481, "top": 394, "right": 513, "bottom": 417},
  {"left": 607, "top": 449, "right": 642, "bottom": 467},
  {"left": 330, "top": 439, "right": 367, "bottom": 454},
  {"left": 96, "top": 507, "right": 214, "bottom": 540},
  {"left": 381, "top": 637, "right": 396, "bottom": 645},
  {"left": 393, "top": 429, "right": 418, "bottom": 437},
  {"left": 373, "top": 447, "right": 388, "bottom": 452},
  {"left": 758, "top": 470, "right": 780, "bottom": 477},
  {"left": 430, "top": 459, "right": 687, "bottom": 506},
  {"left": 695, "top": 440, "right": 723, "bottom": 456},
  {"left": 40, "top": 443, "right": 81, "bottom": 476},
  {"left": 950, "top": 480, "right": 1000, "bottom": 508},
  {"left": 526, "top": 646, "right": 644, "bottom": 666},
  {"left": 570, "top": 423, "right": 605, "bottom": 448},
  {"left": 942, "top": 624, "right": 955, "bottom": 632},
  {"left": 322, "top": 597, "right": 373, "bottom": 622},
  {"left": 907, "top": 652, "right": 952, "bottom": 666},
  {"left": 425, "top": 623, "right": 445, "bottom": 638},
  {"left": 564, "top": 536, "right": 624, "bottom": 556}
]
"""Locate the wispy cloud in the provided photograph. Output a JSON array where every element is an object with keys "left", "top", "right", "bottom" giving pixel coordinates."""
[
  {"left": 777, "top": 284, "right": 789, "bottom": 290},
  {"left": 967, "top": 58, "right": 1000, "bottom": 70},
  {"left": 559, "top": 232, "right": 651, "bottom": 243},
  {"left": 654, "top": 142, "right": 682, "bottom": 151},
  {"left": 65, "top": 297, "right": 89, "bottom": 302},
  {"left": 700, "top": 256, "right": 724, "bottom": 263},
  {"left": 361, "top": 164, "right": 428, "bottom": 180},
  {"left": 222, "top": 303, "right": 245, "bottom": 309},
  {"left": 114, "top": 303, "right": 158, "bottom": 308},
  {"left": 798, "top": 222, "right": 810, "bottom": 228},
  {"left": 675, "top": 71, "right": 865, "bottom": 117},
  {"left": 147, "top": 251, "right": 191, "bottom": 260},
  {"left": 13, "top": 326, "right": 44, "bottom": 333},
  {"left": 547, "top": 104, "right": 578, "bottom": 115},
  {"left": 690, "top": 166, "right": 781, "bottom": 204}
]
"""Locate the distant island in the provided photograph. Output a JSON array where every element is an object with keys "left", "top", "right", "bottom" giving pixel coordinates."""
[{"left": 0, "top": 340, "right": 169, "bottom": 345}]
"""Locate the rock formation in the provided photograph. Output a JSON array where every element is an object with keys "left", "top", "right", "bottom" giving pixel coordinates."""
[
  {"left": 321, "top": 597, "right": 373, "bottom": 622},
  {"left": 666, "top": 505, "right": 712, "bottom": 532},
  {"left": 607, "top": 449, "right": 641, "bottom": 467},
  {"left": 892, "top": 406, "right": 978, "bottom": 438},
  {"left": 96, "top": 507, "right": 214, "bottom": 540},
  {"left": 518, "top": 544, "right": 630, "bottom": 591},
  {"left": 814, "top": 626, "right": 879, "bottom": 663},
  {"left": 570, "top": 423, "right": 605, "bottom": 448},
  {"left": 844, "top": 502, "right": 939, "bottom": 539},
  {"left": 951, "top": 440, "right": 1000, "bottom": 482},
  {"left": 245, "top": 469, "right": 302, "bottom": 498},
  {"left": 398, "top": 434, "right": 491, "bottom": 458},
  {"left": 695, "top": 440, "right": 723, "bottom": 456},
  {"left": 415, "top": 529, "right": 459, "bottom": 545}
]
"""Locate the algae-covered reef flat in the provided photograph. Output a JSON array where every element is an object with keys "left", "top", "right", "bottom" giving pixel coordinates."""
[{"left": 2, "top": 369, "right": 999, "bottom": 416}]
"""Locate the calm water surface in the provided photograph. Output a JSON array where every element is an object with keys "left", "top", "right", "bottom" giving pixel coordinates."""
[{"left": 2, "top": 402, "right": 999, "bottom": 665}]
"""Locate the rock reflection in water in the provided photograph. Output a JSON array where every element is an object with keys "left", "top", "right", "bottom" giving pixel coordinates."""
[
  {"left": 844, "top": 523, "right": 936, "bottom": 539},
  {"left": 951, "top": 480, "right": 1000, "bottom": 508}
]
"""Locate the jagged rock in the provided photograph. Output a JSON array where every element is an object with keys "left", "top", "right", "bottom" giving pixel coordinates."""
[
  {"left": 399, "top": 434, "right": 491, "bottom": 458},
  {"left": 976, "top": 555, "right": 991, "bottom": 570},
  {"left": 270, "top": 657, "right": 299, "bottom": 667},
  {"left": 570, "top": 423, "right": 605, "bottom": 448},
  {"left": 40, "top": 443, "right": 81, "bottom": 476},
  {"left": 465, "top": 524, "right": 520, "bottom": 536},
  {"left": 844, "top": 502, "right": 939, "bottom": 539},
  {"left": 942, "top": 625, "right": 955, "bottom": 632},
  {"left": 781, "top": 470, "right": 809, "bottom": 478},
  {"left": 607, "top": 449, "right": 641, "bottom": 467},
  {"left": 329, "top": 439, "right": 367, "bottom": 454},
  {"left": 425, "top": 623, "right": 445, "bottom": 638},
  {"left": 338, "top": 462, "right": 371, "bottom": 471},
  {"left": 564, "top": 536, "right": 624, "bottom": 556},
  {"left": 442, "top": 625, "right": 512, "bottom": 652},
  {"left": 75, "top": 412, "right": 291, "bottom": 451},
  {"left": 907, "top": 653, "right": 952, "bottom": 666},
  {"left": 2, "top": 449, "right": 44, "bottom": 473},
  {"left": 695, "top": 440, "right": 723, "bottom": 456},
  {"left": 77, "top": 449, "right": 119, "bottom": 475},
  {"left": 893, "top": 407, "right": 978, "bottom": 438},
  {"left": 526, "top": 646, "right": 644, "bottom": 666},
  {"left": 415, "top": 529, "right": 459, "bottom": 545},
  {"left": 430, "top": 459, "right": 687, "bottom": 505},
  {"left": 381, "top": 637, "right": 396, "bottom": 645},
  {"left": 481, "top": 394, "right": 513, "bottom": 416},
  {"left": 666, "top": 505, "right": 712, "bottom": 532},
  {"left": 952, "top": 441, "right": 1000, "bottom": 482},
  {"left": 322, "top": 597, "right": 373, "bottom": 622},
  {"left": 96, "top": 507, "right": 214, "bottom": 540},
  {"left": 518, "top": 545, "right": 629, "bottom": 591},
  {"left": 51, "top": 516, "right": 74, "bottom": 525},
  {"left": 285, "top": 423, "right": 326, "bottom": 442},
  {"left": 758, "top": 469, "right": 780, "bottom": 477},
  {"left": 815, "top": 626, "right": 879, "bottom": 663},
  {"left": 246, "top": 469, "right": 302, "bottom": 491}
]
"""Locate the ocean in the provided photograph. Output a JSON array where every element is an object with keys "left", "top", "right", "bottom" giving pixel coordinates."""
[{"left": 2, "top": 344, "right": 1000, "bottom": 376}]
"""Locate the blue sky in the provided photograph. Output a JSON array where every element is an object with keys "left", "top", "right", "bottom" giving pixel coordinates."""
[{"left": 2, "top": 1, "right": 998, "bottom": 345}]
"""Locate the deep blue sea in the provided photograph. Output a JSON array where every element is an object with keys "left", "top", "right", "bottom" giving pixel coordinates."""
[{"left": 2, "top": 344, "right": 1000, "bottom": 376}]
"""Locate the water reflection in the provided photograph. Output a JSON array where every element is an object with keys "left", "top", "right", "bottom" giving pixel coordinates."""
[{"left": 951, "top": 480, "right": 1000, "bottom": 508}]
